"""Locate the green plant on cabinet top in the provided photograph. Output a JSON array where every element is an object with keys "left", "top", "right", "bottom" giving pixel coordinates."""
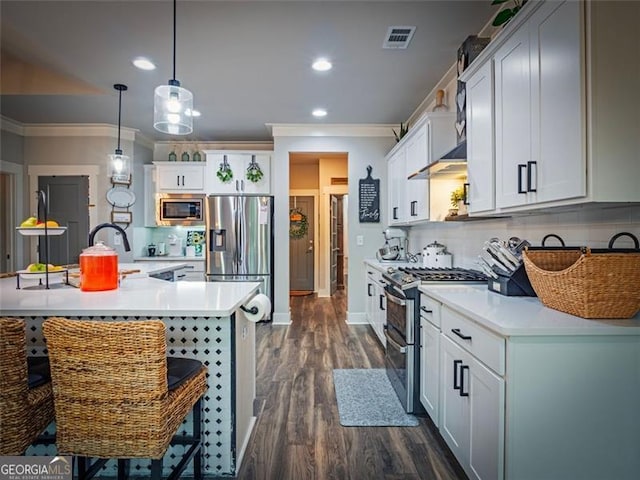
[{"left": 492, "top": 0, "right": 528, "bottom": 27}]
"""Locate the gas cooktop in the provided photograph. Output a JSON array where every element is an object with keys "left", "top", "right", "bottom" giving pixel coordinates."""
[
  {"left": 383, "top": 267, "right": 487, "bottom": 290},
  {"left": 400, "top": 267, "right": 488, "bottom": 283}
]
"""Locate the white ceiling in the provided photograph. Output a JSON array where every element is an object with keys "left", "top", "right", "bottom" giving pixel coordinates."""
[{"left": 0, "top": 1, "right": 497, "bottom": 142}]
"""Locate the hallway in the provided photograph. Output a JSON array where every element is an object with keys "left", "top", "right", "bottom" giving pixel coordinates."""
[{"left": 237, "top": 291, "right": 467, "bottom": 480}]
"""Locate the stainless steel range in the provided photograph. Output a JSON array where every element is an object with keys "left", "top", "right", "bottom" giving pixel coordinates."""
[{"left": 381, "top": 267, "right": 487, "bottom": 414}]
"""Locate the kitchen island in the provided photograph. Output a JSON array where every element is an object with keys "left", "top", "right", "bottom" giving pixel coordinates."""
[{"left": 0, "top": 275, "right": 261, "bottom": 477}]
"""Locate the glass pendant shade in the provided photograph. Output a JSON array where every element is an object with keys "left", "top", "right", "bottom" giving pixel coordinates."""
[
  {"left": 154, "top": 83, "right": 193, "bottom": 135},
  {"left": 109, "top": 150, "right": 131, "bottom": 183}
]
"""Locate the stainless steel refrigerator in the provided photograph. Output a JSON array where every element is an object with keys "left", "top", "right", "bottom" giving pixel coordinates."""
[{"left": 205, "top": 195, "right": 273, "bottom": 316}]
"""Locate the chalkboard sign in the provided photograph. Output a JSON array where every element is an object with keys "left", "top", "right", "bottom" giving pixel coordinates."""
[{"left": 359, "top": 165, "right": 380, "bottom": 223}]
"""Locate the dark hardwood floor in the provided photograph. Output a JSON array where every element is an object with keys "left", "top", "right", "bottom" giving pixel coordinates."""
[{"left": 237, "top": 290, "right": 467, "bottom": 480}]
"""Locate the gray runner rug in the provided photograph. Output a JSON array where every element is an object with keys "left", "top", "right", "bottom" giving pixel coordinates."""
[{"left": 332, "top": 369, "right": 419, "bottom": 427}]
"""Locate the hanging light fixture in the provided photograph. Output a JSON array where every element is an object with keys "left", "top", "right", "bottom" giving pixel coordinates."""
[
  {"left": 109, "top": 84, "right": 131, "bottom": 183},
  {"left": 154, "top": 0, "right": 193, "bottom": 135}
]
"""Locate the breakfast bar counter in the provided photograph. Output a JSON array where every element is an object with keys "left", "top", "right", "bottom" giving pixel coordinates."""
[{"left": 0, "top": 276, "right": 261, "bottom": 477}]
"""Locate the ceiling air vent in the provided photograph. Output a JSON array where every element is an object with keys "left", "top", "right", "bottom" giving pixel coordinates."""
[{"left": 383, "top": 26, "right": 416, "bottom": 49}]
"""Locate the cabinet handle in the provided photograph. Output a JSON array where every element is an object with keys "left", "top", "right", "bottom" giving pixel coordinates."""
[
  {"left": 410, "top": 200, "right": 417, "bottom": 216},
  {"left": 235, "top": 180, "right": 239, "bottom": 191},
  {"left": 527, "top": 161, "right": 537, "bottom": 192},
  {"left": 463, "top": 183, "right": 470, "bottom": 205},
  {"left": 517, "top": 164, "right": 527, "bottom": 194},
  {"left": 176, "top": 175, "right": 180, "bottom": 187},
  {"left": 393, "top": 207, "right": 398, "bottom": 220},
  {"left": 459, "top": 365, "right": 469, "bottom": 397},
  {"left": 368, "top": 283, "right": 373, "bottom": 297},
  {"left": 453, "top": 359, "right": 463, "bottom": 390},
  {"left": 451, "top": 328, "right": 472, "bottom": 341},
  {"left": 420, "top": 306, "right": 432, "bottom": 313},
  {"left": 379, "top": 294, "right": 385, "bottom": 311},
  {"left": 241, "top": 179, "right": 245, "bottom": 191}
]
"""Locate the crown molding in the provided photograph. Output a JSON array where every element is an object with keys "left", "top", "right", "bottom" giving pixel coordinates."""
[
  {"left": 0, "top": 116, "right": 25, "bottom": 136},
  {"left": 267, "top": 123, "right": 395, "bottom": 138},
  {"left": 154, "top": 140, "right": 273, "bottom": 150},
  {"left": 21, "top": 123, "right": 137, "bottom": 141}
]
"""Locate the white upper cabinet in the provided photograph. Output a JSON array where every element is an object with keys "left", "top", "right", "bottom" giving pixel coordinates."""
[
  {"left": 405, "top": 124, "right": 429, "bottom": 222},
  {"left": 465, "top": 61, "right": 495, "bottom": 214},
  {"left": 494, "top": 0, "right": 584, "bottom": 209},
  {"left": 205, "top": 151, "right": 271, "bottom": 195},
  {"left": 387, "top": 147, "right": 406, "bottom": 225},
  {"left": 386, "top": 112, "right": 455, "bottom": 225},
  {"left": 461, "top": 0, "right": 640, "bottom": 214},
  {"left": 155, "top": 162, "right": 205, "bottom": 192}
]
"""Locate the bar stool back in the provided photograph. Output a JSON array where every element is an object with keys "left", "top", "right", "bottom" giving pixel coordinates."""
[
  {"left": 0, "top": 317, "right": 55, "bottom": 455},
  {"left": 42, "top": 317, "right": 207, "bottom": 479}
]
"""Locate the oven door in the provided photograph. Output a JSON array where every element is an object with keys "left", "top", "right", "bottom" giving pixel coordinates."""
[
  {"left": 385, "top": 325, "right": 414, "bottom": 413},
  {"left": 384, "top": 285, "right": 413, "bottom": 343}
]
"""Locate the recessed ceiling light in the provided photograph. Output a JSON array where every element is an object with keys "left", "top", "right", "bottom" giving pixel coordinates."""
[
  {"left": 312, "top": 58, "right": 332, "bottom": 72},
  {"left": 132, "top": 57, "right": 156, "bottom": 70},
  {"left": 312, "top": 108, "right": 327, "bottom": 118},
  {"left": 185, "top": 109, "right": 201, "bottom": 117}
]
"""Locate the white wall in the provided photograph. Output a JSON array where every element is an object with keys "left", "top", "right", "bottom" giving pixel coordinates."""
[
  {"left": 409, "top": 205, "right": 640, "bottom": 270},
  {"left": 272, "top": 129, "right": 396, "bottom": 325}
]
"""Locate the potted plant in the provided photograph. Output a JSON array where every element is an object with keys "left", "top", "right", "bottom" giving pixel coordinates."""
[
  {"left": 392, "top": 123, "right": 409, "bottom": 143},
  {"left": 491, "top": 0, "right": 528, "bottom": 27},
  {"left": 450, "top": 186, "right": 467, "bottom": 215}
]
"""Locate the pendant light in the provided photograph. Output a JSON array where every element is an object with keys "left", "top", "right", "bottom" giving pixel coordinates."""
[
  {"left": 153, "top": 0, "right": 193, "bottom": 135},
  {"left": 109, "top": 84, "right": 131, "bottom": 183}
]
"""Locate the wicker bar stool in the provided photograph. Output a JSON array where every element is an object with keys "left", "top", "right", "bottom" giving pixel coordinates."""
[
  {"left": 43, "top": 317, "right": 207, "bottom": 480},
  {"left": 0, "top": 317, "right": 55, "bottom": 455}
]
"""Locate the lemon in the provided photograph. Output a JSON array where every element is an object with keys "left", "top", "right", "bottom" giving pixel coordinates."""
[{"left": 20, "top": 216, "right": 38, "bottom": 227}]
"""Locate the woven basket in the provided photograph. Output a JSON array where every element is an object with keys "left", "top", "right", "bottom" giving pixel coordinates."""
[{"left": 522, "top": 248, "right": 640, "bottom": 319}]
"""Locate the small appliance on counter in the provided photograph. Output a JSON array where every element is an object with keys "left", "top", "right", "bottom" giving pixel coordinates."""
[
  {"left": 167, "top": 234, "right": 184, "bottom": 257},
  {"left": 147, "top": 244, "right": 157, "bottom": 257},
  {"left": 157, "top": 242, "right": 166, "bottom": 256},
  {"left": 422, "top": 241, "right": 452, "bottom": 268},
  {"left": 376, "top": 228, "right": 408, "bottom": 262}
]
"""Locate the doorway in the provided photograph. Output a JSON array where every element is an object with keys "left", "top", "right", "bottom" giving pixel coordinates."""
[
  {"left": 0, "top": 173, "right": 11, "bottom": 272},
  {"left": 37, "top": 175, "right": 90, "bottom": 265},
  {"left": 330, "top": 194, "right": 347, "bottom": 295},
  {"left": 289, "top": 196, "right": 314, "bottom": 293}
]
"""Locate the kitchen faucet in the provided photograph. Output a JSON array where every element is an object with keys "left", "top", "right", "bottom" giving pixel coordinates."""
[{"left": 88, "top": 223, "right": 131, "bottom": 251}]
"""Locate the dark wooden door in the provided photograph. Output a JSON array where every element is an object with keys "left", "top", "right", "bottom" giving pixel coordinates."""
[
  {"left": 289, "top": 196, "right": 314, "bottom": 292},
  {"left": 38, "top": 175, "right": 89, "bottom": 265}
]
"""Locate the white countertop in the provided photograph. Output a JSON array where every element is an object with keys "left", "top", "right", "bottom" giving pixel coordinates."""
[
  {"left": 420, "top": 284, "right": 640, "bottom": 337},
  {"left": 0, "top": 275, "right": 260, "bottom": 317}
]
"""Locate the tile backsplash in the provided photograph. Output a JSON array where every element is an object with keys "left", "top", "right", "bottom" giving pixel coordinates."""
[
  {"left": 132, "top": 226, "right": 206, "bottom": 258},
  {"left": 408, "top": 205, "right": 640, "bottom": 269}
]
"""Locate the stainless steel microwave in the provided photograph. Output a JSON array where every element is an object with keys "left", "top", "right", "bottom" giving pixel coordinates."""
[{"left": 156, "top": 194, "right": 205, "bottom": 226}]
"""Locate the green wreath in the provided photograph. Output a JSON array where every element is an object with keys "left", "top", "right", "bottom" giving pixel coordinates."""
[{"left": 289, "top": 208, "right": 308, "bottom": 239}]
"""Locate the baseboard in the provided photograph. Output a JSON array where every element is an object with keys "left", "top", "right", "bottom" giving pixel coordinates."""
[
  {"left": 235, "top": 415, "right": 257, "bottom": 473},
  {"left": 272, "top": 311, "right": 291, "bottom": 325},
  {"left": 346, "top": 311, "right": 368, "bottom": 325}
]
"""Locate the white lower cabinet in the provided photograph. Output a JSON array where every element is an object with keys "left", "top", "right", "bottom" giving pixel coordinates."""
[
  {"left": 365, "top": 268, "right": 386, "bottom": 348},
  {"left": 440, "top": 334, "right": 504, "bottom": 480},
  {"left": 419, "top": 293, "right": 442, "bottom": 425},
  {"left": 422, "top": 288, "right": 639, "bottom": 479},
  {"left": 419, "top": 317, "right": 440, "bottom": 425}
]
